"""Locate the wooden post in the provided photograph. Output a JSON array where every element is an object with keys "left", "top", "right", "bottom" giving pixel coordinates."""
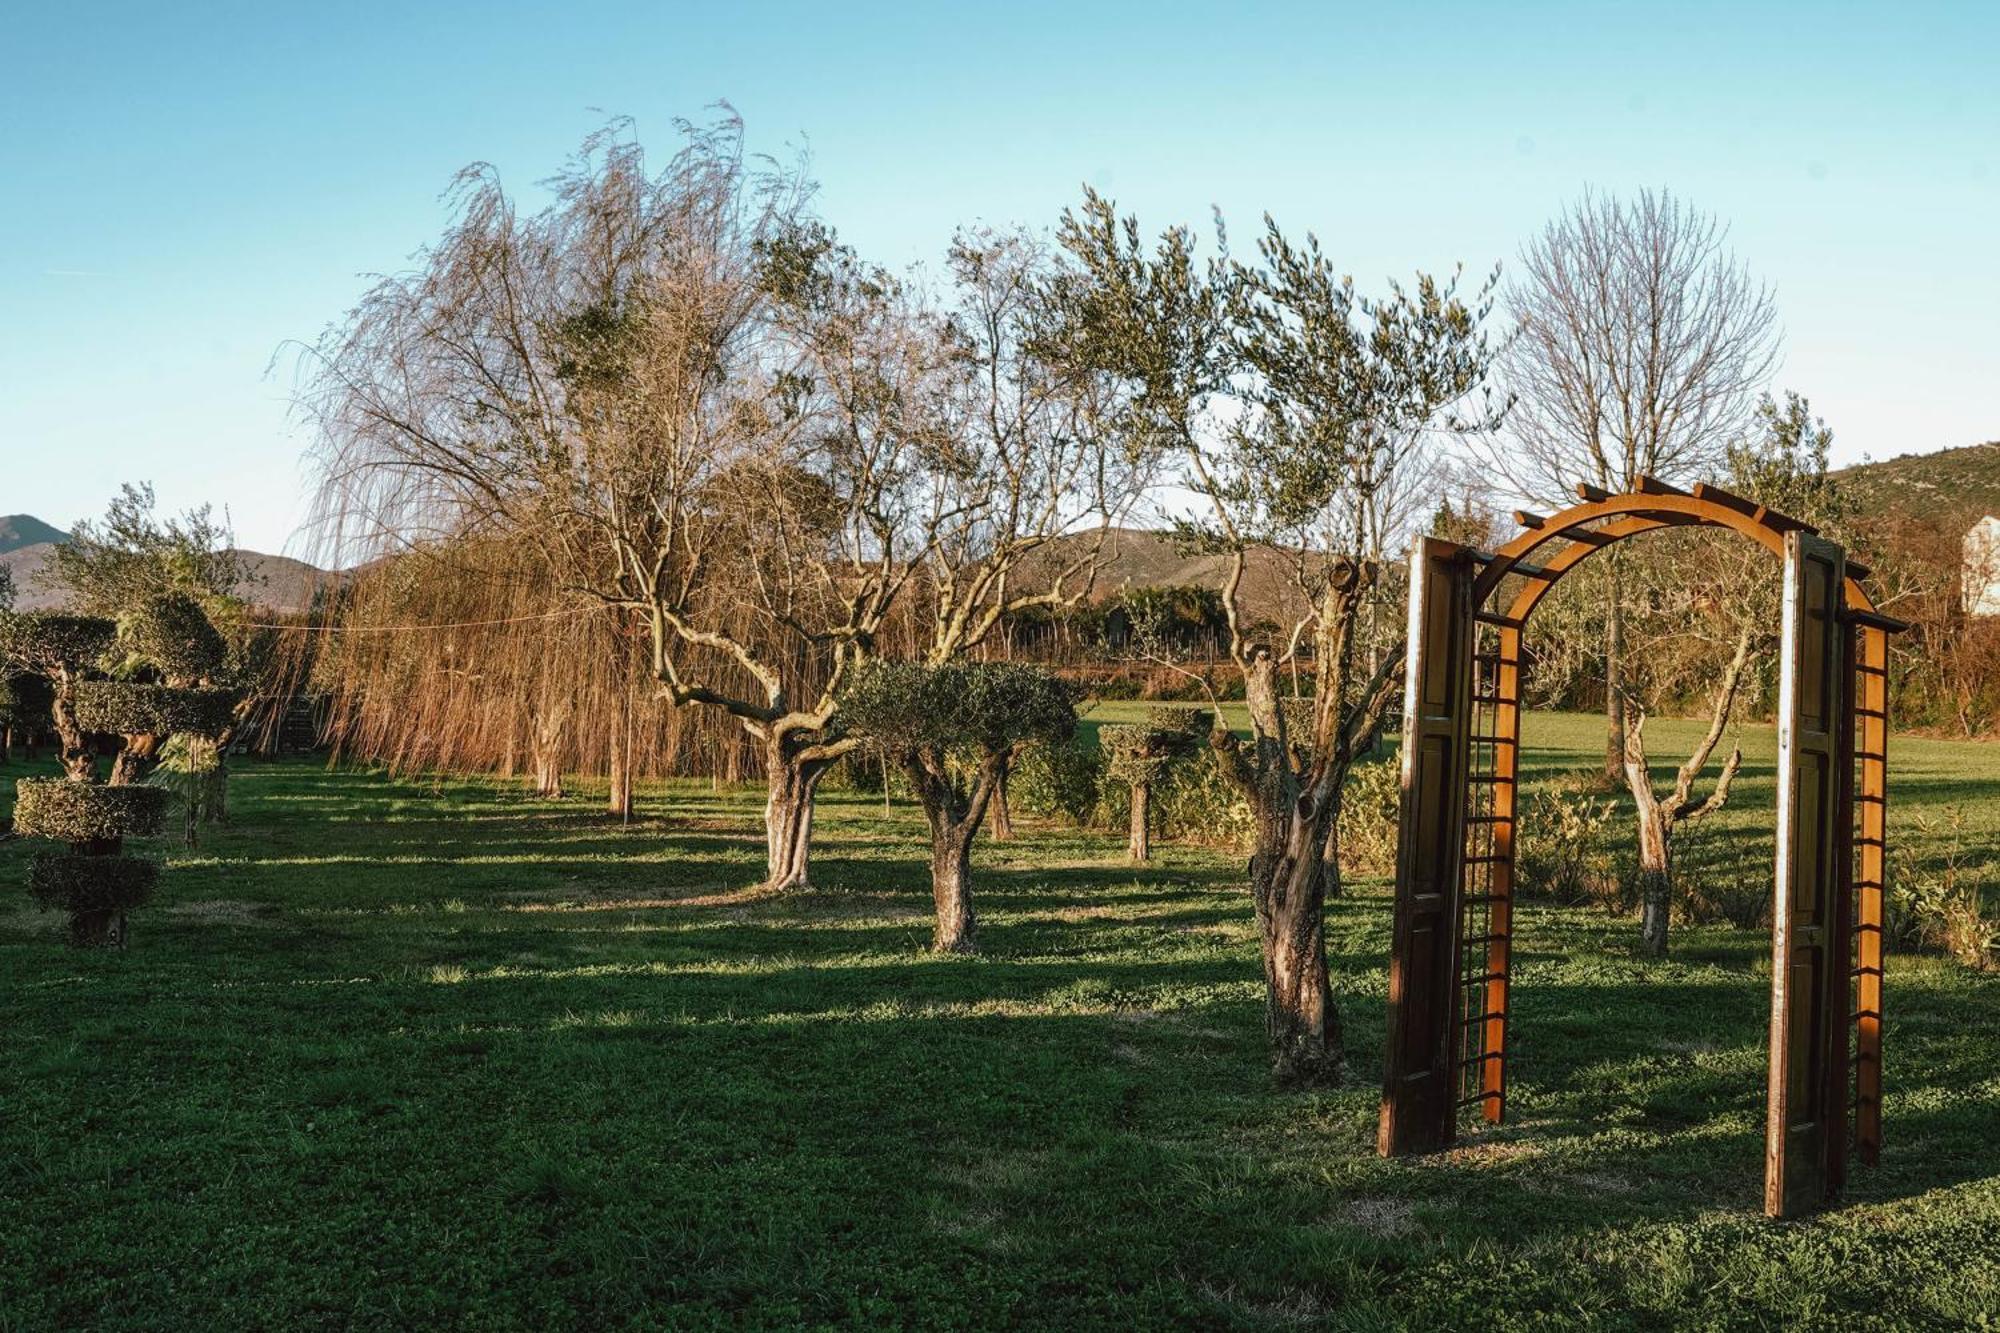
[
  {"left": 1379, "top": 538, "right": 1475, "bottom": 1157},
  {"left": 1765, "top": 532, "right": 1849, "bottom": 1218}
]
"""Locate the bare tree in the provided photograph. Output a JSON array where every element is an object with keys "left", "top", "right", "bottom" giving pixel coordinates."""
[
  {"left": 1614, "top": 392, "right": 1845, "bottom": 954},
  {"left": 1055, "top": 193, "right": 1503, "bottom": 1083},
  {"left": 1492, "top": 189, "right": 1778, "bottom": 779}
]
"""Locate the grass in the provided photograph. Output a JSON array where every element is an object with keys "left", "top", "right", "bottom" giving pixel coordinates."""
[{"left": 2, "top": 714, "right": 1998, "bottom": 1329}]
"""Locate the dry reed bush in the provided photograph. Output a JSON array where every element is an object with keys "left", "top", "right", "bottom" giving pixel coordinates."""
[{"left": 1514, "top": 770, "right": 1619, "bottom": 904}]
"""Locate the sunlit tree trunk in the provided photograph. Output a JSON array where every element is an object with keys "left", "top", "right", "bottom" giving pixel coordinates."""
[
  {"left": 762, "top": 734, "right": 830, "bottom": 891},
  {"left": 987, "top": 752, "right": 1013, "bottom": 841},
  {"left": 1128, "top": 781, "right": 1151, "bottom": 861}
]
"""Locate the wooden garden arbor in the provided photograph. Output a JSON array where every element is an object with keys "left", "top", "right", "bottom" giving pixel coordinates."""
[{"left": 1377, "top": 477, "right": 1900, "bottom": 1219}]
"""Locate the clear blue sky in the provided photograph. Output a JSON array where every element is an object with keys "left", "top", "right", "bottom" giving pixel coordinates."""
[{"left": 3, "top": 1, "right": 1994, "bottom": 554}]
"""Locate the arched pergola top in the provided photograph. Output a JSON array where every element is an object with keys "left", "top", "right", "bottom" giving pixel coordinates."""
[{"left": 1469, "top": 475, "right": 1898, "bottom": 630}]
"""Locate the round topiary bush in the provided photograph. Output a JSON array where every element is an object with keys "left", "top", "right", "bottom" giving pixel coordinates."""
[
  {"left": 121, "top": 593, "right": 228, "bottom": 684},
  {"left": 13, "top": 778, "right": 168, "bottom": 843},
  {"left": 73, "top": 682, "right": 239, "bottom": 738},
  {"left": 1101, "top": 706, "right": 1212, "bottom": 861},
  {"left": 28, "top": 851, "right": 159, "bottom": 914}
]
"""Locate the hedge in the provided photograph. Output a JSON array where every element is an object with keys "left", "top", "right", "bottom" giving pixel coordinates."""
[
  {"left": 72, "top": 682, "right": 237, "bottom": 738},
  {"left": 13, "top": 778, "right": 168, "bottom": 842},
  {"left": 0, "top": 613, "right": 116, "bottom": 672},
  {"left": 27, "top": 851, "right": 159, "bottom": 913}
]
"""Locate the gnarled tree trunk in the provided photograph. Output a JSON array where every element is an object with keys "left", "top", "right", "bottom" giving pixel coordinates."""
[
  {"left": 1634, "top": 800, "right": 1672, "bottom": 956},
  {"left": 901, "top": 748, "right": 1002, "bottom": 954},
  {"left": 762, "top": 733, "right": 832, "bottom": 892},
  {"left": 987, "top": 753, "right": 1013, "bottom": 841},
  {"left": 1228, "top": 650, "right": 1344, "bottom": 1086},
  {"left": 929, "top": 821, "right": 978, "bottom": 953}
]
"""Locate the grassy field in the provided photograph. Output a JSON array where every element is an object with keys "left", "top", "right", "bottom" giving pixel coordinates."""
[{"left": 2, "top": 715, "right": 1998, "bottom": 1329}]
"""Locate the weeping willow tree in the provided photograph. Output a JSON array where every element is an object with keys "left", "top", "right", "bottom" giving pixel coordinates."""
[{"left": 297, "top": 114, "right": 1137, "bottom": 886}]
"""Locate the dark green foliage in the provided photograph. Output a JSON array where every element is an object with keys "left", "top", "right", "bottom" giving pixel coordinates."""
[
  {"left": 27, "top": 851, "right": 158, "bottom": 913},
  {"left": 842, "top": 661, "right": 1077, "bottom": 754},
  {"left": 72, "top": 683, "right": 238, "bottom": 739},
  {"left": 1, "top": 671, "right": 53, "bottom": 731},
  {"left": 1100, "top": 705, "right": 1209, "bottom": 785},
  {"left": 13, "top": 778, "right": 168, "bottom": 842},
  {"left": 120, "top": 593, "right": 228, "bottom": 684},
  {"left": 1009, "top": 735, "right": 1107, "bottom": 825},
  {"left": 0, "top": 612, "right": 117, "bottom": 674}
]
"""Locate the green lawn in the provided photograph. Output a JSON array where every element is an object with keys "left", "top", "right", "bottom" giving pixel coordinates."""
[{"left": 2, "top": 716, "right": 1998, "bottom": 1329}]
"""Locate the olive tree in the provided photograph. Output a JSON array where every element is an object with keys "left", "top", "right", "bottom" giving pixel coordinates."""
[
  {"left": 0, "top": 612, "right": 168, "bottom": 947},
  {"left": 1100, "top": 706, "right": 1209, "bottom": 861},
  {"left": 841, "top": 661, "right": 1076, "bottom": 952},
  {"left": 1052, "top": 192, "right": 1503, "bottom": 1083}
]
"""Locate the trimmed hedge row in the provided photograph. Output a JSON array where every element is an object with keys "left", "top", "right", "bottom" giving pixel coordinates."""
[
  {"left": 1101, "top": 706, "right": 1211, "bottom": 785},
  {"left": 13, "top": 778, "right": 168, "bottom": 842},
  {"left": 0, "top": 613, "right": 116, "bottom": 672},
  {"left": 28, "top": 852, "right": 159, "bottom": 913},
  {"left": 73, "top": 682, "right": 237, "bottom": 738}
]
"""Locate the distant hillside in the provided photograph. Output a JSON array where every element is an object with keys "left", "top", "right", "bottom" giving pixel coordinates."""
[
  {"left": 0, "top": 515, "right": 323, "bottom": 613},
  {"left": 1834, "top": 440, "right": 2000, "bottom": 532},
  {"left": 0, "top": 514, "right": 67, "bottom": 555},
  {"left": 1027, "top": 527, "right": 1314, "bottom": 626}
]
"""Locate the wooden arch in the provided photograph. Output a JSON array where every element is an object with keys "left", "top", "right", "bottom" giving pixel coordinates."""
[{"left": 1377, "top": 478, "right": 1900, "bottom": 1219}]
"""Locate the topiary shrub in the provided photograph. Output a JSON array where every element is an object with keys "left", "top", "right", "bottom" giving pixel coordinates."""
[
  {"left": 844, "top": 661, "right": 1077, "bottom": 953},
  {"left": 119, "top": 593, "right": 229, "bottom": 685},
  {"left": 1099, "top": 705, "right": 1210, "bottom": 861},
  {"left": 14, "top": 778, "right": 168, "bottom": 842},
  {"left": 0, "top": 613, "right": 117, "bottom": 675},
  {"left": 73, "top": 682, "right": 239, "bottom": 739},
  {"left": 0, "top": 612, "right": 117, "bottom": 780},
  {"left": 0, "top": 601, "right": 228, "bottom": 948}
]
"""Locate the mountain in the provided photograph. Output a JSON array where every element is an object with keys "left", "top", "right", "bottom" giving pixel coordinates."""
[
  {"left": 0, "top": 514, "right": 68, "bottom": 555},
  {"left": 0, "top": 515, "right": 325, "bottom": 613},
  {"left": 1834, "top": 440, "right": 2000, "bottom": 532}
]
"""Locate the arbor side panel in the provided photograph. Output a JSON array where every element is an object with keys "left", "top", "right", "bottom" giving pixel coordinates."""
[
  {"left": 1380, "top": 539, "right": 1475, "bottom": 1157},
  {"left": 1766, "top": 532, "right": 1849, "bottom": 1218}
]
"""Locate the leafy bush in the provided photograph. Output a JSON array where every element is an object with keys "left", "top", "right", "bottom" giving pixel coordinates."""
[
  {"left": 28, "top": 852, "right": 158, "bottom": 913},
  {"left": 13, "top": 778, "right": 168, "bottom": 842},
  {"left": 73, "top": 682, "right": 238, "bottom": 738},
  {"left": 1336, "top": 756, "right": 1402, "bottom": 877},
  {"left": 1515, "top": 771, "right": 1618, "bottom": 904},
  {"left": 1010, "top": 735, "right": 1105, "bottom": 826},
  {"left": 1890, "top": 807, "right": 1996, "bottom": 968}
]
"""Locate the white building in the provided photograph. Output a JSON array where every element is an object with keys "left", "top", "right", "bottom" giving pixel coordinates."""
[{"left": 1968, "top": 515, "right": 2000, "bottom": 617}]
